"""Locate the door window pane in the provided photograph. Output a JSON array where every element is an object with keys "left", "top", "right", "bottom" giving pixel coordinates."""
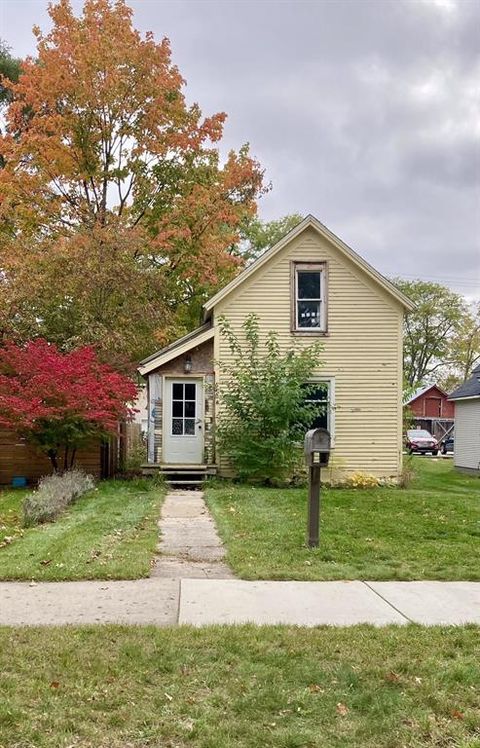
[
  {"left": 172, "top": 383, "right": 183, "bottom": 400},
  {"left": 184, "top": 419, "right": 195, "bottom": 435},
  {"left": 172, "top": 401, "right": 183, "bottom": 417},
  {"left": 172, "top": 419, "right": 183, "bottom": 435},
  {"left": 185, "top": 400, "right": 195, "bottom": 418},
  {"left": 185, "top": 383, "right": 196, "bottom": 400}
]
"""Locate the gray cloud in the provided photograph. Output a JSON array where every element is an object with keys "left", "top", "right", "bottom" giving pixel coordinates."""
[{"left": 1, "top": 0, "right": 479, "bottom": 295}]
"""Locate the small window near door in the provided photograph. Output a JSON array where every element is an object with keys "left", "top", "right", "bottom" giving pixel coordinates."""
[
  {"left": 171, "top": 382, "right": 196, "bottom": 436},
  {"left": 293, "top": 263, "right": 327, "bottom": 331}
]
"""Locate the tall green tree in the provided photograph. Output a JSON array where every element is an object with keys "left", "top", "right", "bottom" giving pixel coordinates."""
[
  {"left": 0, "top": 0, "right": 266, "bottom": 368},
  {"left": 393, "top": 278, "right": 473, "bottom": 388}
]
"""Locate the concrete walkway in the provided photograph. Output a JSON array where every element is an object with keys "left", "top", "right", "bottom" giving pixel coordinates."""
[{"left": 151, "top": 489, "right": 234, "bottom": 579}]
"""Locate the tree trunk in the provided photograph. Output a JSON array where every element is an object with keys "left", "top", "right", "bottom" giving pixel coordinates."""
[
  {"left": 69, "top": 448, "right": 77, "bottom": 469},
  {"left": 47, "top": 449, "right": 58, "bottom": 472}
]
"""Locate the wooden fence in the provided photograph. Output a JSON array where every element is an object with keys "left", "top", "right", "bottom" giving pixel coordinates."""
[{"left": 0, "top": 429, "right": 118, "bottom": 485}]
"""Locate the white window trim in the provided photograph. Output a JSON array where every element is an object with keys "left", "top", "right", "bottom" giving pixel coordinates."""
[
  {"left": 305, "top": 376, "right": 336, "bottom": 445},
  {"left": 294, "top": 264, "right": 327, "bottom": 332}
]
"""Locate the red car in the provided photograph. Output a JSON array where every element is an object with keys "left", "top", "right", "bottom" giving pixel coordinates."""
[{"left": 405, "top": 429, "right": 439, "bottom": 455}]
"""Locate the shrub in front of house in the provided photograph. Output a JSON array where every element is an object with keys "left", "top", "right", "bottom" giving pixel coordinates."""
[
  {"left": 217, "top": 314, "right": 325, "bottom": 485},
  {"left": 23, "top": 469, "right": 95, "bottom": 527}
]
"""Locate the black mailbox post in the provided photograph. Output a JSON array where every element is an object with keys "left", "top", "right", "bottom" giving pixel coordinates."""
[{"left": 304, "top": 428, "right": 332, "bottom": 548}]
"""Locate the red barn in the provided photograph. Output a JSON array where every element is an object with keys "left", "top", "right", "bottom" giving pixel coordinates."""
[{"left": 404, "top": 384, "right": 454, "bottom": 441}]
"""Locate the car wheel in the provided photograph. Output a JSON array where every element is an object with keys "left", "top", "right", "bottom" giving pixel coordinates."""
[
  {"left": 432, "top": 450, "right": 438, "bottom": 456},
  {"left": 409, "top": 448, "right": 414, "bottom": 455}
]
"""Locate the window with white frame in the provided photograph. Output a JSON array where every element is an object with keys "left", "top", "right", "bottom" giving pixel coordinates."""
[
  {"left": 294, "top": 263, "right": 326, "bottom": 331},
  {"left": 302, "top": 380, "right": 334, "bottom": 435}
]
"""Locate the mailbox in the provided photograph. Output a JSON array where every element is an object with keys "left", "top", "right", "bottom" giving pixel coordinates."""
[{"left": 304, "top": 428, "right": 331, "bottom": 467}]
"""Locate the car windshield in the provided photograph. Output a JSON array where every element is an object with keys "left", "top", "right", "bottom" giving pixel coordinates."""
[{"left": 407, "top": 430, "right": 432, "bottom": 438}]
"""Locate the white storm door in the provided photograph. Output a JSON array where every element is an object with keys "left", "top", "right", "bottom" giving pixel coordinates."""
[{"left": 163, "top": 379, "right": 204, "bottom": 464}]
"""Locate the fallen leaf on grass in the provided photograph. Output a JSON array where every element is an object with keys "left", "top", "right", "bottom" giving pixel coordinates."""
[
  {"left": 308, "top": 684, "right": 325, "bottom": 693},
  {"left": 50, "top": 681, "right": 60, "bottom": 689},
  {"left": 451, "top": 709, "right": 464, "bottom": 720},
  {"left": 40, "top": 559, "right": 52, "bottom": 566},
  {"left": 336, "top": 702, "right": 349, "bottom": 716},
  {"left": 385, "top": 671, "right": 401, "bottom": 683}
]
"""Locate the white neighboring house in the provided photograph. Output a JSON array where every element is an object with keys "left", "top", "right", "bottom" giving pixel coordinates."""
[{"left": 449, "top": 364, "right": 480, "bottom": 475}]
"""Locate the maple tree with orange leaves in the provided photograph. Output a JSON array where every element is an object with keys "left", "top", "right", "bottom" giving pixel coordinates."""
[{"left": 0, "top": 0, "right": 266, "bottom": 368}]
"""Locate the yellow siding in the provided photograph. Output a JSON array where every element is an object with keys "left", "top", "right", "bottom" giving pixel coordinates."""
[{"left": 214, "top": 226, "right": 404, "bottom": 480}]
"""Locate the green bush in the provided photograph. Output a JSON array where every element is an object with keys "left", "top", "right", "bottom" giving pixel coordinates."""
[
  {"left": 217, "top": 314, "right": 324, "bottom": 485},
  {"left": 23, "top": 469, "right": 95, "bottom": 527}
]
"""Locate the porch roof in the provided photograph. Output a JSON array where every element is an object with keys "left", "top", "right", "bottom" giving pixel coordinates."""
[{"left": 138, "top": 323, "right": 213, "bottom": 376}]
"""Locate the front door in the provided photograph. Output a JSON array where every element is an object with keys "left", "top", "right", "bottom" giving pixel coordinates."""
[{"left": 163, "top": 379, "right": 204, "bottom": 464}]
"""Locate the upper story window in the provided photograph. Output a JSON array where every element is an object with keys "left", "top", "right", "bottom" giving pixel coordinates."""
[{"left": 293, "top": 262, "right": 327, "bottom": 332}]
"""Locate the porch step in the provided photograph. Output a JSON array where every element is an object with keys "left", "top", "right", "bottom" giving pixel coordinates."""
[
  {"left": 141, "top": 463, "right": 217, "bottom": 487},
  {"left": 167, "top": 479, "right": 205, "bottom": 486},
  {"left": 161, "top": 467, "right": 208, "bottom": 474}
]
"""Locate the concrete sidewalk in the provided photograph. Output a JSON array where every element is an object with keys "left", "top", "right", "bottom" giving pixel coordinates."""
[
  {"left": 0, "top": 578, "right": 479, "bottom": 627},
  {"left": 0, "top": 578, "right": 179, "bottom": 626},
  {"left": 179, "top": 580, "right": 480, "bottom": 627}
]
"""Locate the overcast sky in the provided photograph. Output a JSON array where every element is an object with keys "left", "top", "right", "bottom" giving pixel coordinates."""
[{"left": 1, "top": 0, "right": 479, "bottom": 297}]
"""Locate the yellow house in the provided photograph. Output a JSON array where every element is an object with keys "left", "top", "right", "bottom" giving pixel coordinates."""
[{"left": 139, "top": 215, "right": 413, "bottom": 485}]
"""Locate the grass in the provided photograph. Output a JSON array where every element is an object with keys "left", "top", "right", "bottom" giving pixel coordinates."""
[
  {"left": 0, "top": 624, "right": 479, "bottom": 747},
  {"left": 205, "top": 458, "right": 480, "bottom": 581},
  {"left": 0, "top": 478, "right": 164, "bottom": 581}
]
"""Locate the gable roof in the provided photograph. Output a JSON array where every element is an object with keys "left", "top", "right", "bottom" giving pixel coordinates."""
[
  {"left": 449, "top": 365, "right": 480, "bottom": 401},
  {"left": 405, "top": 383, "right": 449, "bottom": 406},
  {"left": 138, "top": 323, "right": 213, "bottom": 376},
  {"left": 203, "top": 214, "right": 415, "bottom": 316}
]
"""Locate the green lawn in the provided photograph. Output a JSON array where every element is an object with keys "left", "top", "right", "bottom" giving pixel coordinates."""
[
  {"left": 205, "top": 458, "right": 480, "bottom": 581},
  {"left": 0, "top": 624, "right": 478, "bottom": 748},
  {"left": 0, "top": 479, "right": 164, "bottom": 581}
]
